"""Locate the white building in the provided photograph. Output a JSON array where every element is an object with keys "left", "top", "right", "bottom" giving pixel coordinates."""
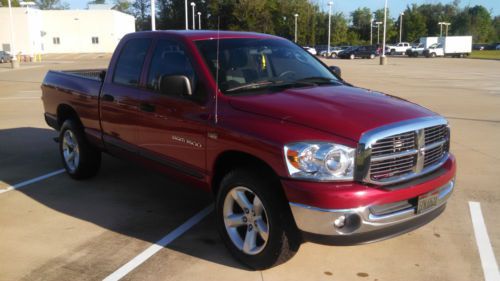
[{"left": 0, "top": 7, "right": 135, "bottom": 55}]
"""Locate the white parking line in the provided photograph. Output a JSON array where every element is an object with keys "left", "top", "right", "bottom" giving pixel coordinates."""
[
  {"left": 103, "top": 204, "right": 214, "bottom": 281},
  {"left": 0, "top": 169, "right": 65, "bottom": 194},
  {"left": 469, "top": 202, "right": 500, "bottom": 281}
]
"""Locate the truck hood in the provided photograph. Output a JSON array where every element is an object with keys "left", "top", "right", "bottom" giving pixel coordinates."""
[{"left": 228, "top": 85, "right": 437, "bottom": 141}]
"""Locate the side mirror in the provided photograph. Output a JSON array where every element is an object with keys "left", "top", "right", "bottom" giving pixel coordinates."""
[
  {"left": 159, "top": 75, "right": 192, "bottom": 97},
  {"left": 328, "top": 66, "right": 341, "bottom": 78}
]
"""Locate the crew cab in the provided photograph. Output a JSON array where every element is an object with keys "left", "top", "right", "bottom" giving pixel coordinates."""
[{"left": 41, "top": 31, "right": 456, "bottom": 269}]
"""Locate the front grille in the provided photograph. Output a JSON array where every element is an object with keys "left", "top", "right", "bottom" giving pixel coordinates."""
[{"left": 366, "top": 124, "right": 449, "bottom": 184}]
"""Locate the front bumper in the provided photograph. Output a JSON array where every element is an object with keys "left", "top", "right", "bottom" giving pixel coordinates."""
[{"left": 284, "top": 155, "right": 456, "bottom": 244}]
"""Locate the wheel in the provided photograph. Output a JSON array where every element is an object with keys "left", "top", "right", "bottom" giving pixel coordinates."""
[
  {"left": 216, "top": 169, "right": 300, "bottom": 270},
  {"left": 369, "top": 54, "right": 375, "bottom": 59},
  {"left": 349, "top": 54, "right": 355, "bottom": 60},
  {"left": 59, "top": 119, "right": 101, "bottom": 179},
  {"left": 0, "top": 58, "right": 4, "bottom": 63},
  {"left": 390, "top": 49, "right": 396, "bottom": 55},
  {"left": 330, "top": 53, "right": 337, "bottom": 58},
  {"left": 431, "top": 52, "right": 436, "bottom": 58}
]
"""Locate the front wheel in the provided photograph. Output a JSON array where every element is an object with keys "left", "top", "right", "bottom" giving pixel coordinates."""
[
  {"left": 349, "top": 54, "right": 355, "bottom": 60},
  {"left": 330, "top": 53, "right": 337, "bottom": 58},
  {"left": 216, "top": 169, "right": 300, "bottom": 270},
  {"left": 369, "top": 54, "right": 375, "bottom": 59},
  {"left": 59, "top": 119, "right": 101, "bottom": 179}
]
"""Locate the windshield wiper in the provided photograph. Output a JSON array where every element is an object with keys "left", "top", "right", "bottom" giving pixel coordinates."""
[
  {"left": 294, "top": 76, "right": 339, "bottom": 85},
  {"left": 225, "top": 80, "right": 315, "bottom": 93}
]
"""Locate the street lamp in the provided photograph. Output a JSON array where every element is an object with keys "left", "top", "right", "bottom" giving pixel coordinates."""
[
  {"left": 438, "top": 22, "right": 450, "bottom": 37},
  {"left": 184, "top": 0, "right": 188, "bottom": 30},
  {"left": 197, "top": 12, "right": 201, "bottom": 30},
  {"left": 151, "top": 0, "right": 156, "bottom": 31},
  {"left": 380, "top": 0, "right": 388, "bottom": 65},
  {"left": 191, "top": 2, "right": 196, "bottom": 30},
  {"left": 294, "top": 13, "right": 299, "bottom": 43},
  {"left": 370, "top": 16, "right": 374, "bottom": 45},
  {"left": 375, "top": 21, "right": 382, "bottom": 45},
  {"left": 327, "top": 2, "right": 333, "bottom": 55},
  {"left": 399, "top": 12, "right": 404, "bottom": 43},
  {"left": 7, "top": 0, "right": 19, "bottom": 68}
]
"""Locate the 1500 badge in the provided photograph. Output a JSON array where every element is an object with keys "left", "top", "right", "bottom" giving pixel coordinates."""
[{"left": 171, "top": 135, "right": 203, "bottom": 148}]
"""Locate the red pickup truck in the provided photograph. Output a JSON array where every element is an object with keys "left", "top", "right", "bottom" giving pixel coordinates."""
[{"left": 42, "top": 31, "right": 456, "bottom": 269}]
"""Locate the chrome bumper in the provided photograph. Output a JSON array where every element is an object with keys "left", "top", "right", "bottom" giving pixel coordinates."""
[{"left": 290, "top": 179, "right": 454, "bottom": 237}]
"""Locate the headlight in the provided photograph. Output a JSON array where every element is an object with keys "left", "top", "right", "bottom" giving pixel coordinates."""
[{"left": 284, "top": 142, "right": 355, "bottom": 181}]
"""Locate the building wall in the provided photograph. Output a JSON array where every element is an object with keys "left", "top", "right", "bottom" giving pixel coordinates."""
[{"left": 0, "top": 8, "right": 135, "bottom": 55}]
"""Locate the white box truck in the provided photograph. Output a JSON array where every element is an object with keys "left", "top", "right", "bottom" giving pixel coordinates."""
[
  {"left": 423, "top": 36, "right": 472, "bottom": 58},
  {"left": 407, "top": 37, "right": 439, "bottom": 57}
]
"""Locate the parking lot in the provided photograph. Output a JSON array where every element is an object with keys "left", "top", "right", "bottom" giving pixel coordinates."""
[{"left": 1, "top": 56, "right": 499, "bottom": 281}]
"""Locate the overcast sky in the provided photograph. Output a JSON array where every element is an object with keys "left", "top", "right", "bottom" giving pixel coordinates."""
[{"left": 67, "top": 0, "right": 499, "bottom": 17}]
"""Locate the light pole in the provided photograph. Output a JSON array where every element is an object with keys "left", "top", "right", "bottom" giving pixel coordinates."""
[
  {"left": 327, "top": 2, "right": 333, "bottom": 55},
  {"left": 438, "top": 22, "right": 450, "bottom": 37},
  {"left": 7, "top": 0, "right": 19, "bottom": 68},
  {"left": 197, "top": 12, "right": 201, "bottom": 30},
  {"left": 370, "top": 16, "right": 374, "bottom": 45},
  {"left": 375, "top": 21, "right": 382, "bottom": 45},
  {"left": 380, "top": 0, "right": 388, "bottom": 65},
  {"left": 399, "top": 12, "right": 404, "bottom": 43},
  {"left": 191, "top": 2, "right": 196, "bottom": 30},
  {"left": 185, "top": 0, "right": 188, "bottom": 30},
  {"left": 294, "top": 13, "right": 299, "bottom": 43},
  {"left": 151, "top": 0, "right": 156, "bottom": 31}
]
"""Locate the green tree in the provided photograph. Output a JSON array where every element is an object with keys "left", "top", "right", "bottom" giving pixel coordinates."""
[
  {"left": 351, "top": 7, "right": 371, "bottom": 41},
  {"left": 35, "top": 0, "right": 68, "bottom": 9},
  {"left": 132, "top": 0, "right": 149, "bottom": 30},
  {"left": 453, "top": 5, "right": 495, "bottom": 42},
  {"left": 494, "top": 16, "right": 500, "bottom": 42},
  {"left": 113, "top": 0, "right": 131, "bottom": 14},
  {"left": 0, "top": 0, "right": 20, "bottom": 7},
  {"left": 88, "top": 0, "right": 106, "bottom": 4},
  {"left": 402, "top": 5, "right": 427, "bottom": 43},
  {"left": 374, "top": 8, "right": 398, "bottom": 43}
]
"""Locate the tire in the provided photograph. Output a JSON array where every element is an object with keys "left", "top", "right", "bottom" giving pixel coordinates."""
[
  {"left": 349, "top": 54, "right": 355, "bottom": 60},
  {"left": 216, "top": 169, "right": 300, "bottom": 270},
  {"left": 59, "top": 119, "right": 101, "bottom": 179},
  {"left": 431, "top": 52, "right": 436, "bottom": 58},
  {"left": 330, "top": 53, "right": 337, "bottom": 58},
  {"left": 0, "top": 58, "right": 4, "bottom": 63},
  {"left": 390, "top": 49, "right": 396, "bottom": 55},
  {"left": 369, "top": 54, "right": 375, "bottom": 59}
]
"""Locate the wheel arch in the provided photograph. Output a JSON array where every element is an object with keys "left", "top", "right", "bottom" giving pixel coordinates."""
[
  {"left": 57, "top": 103, "right": 83, "bottom": 130},
  {"left": 211, "top": 150, "right": 282, "bottom": 196}
]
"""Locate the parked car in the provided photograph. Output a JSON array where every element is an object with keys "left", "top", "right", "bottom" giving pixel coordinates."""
[
  {"left": 0, "top": 51, "right": 13, "bottom": 63},
  {"left": 41, "top": 30, "right": 456, "bottom": 270},
  {"left": 303, "top": 46, "right": 317, "bottom": 55},
  {"left": 386, "top": 42, "right": 412, "bottom": 55},
  {"left": 338, "top": 45, "right": 378, "bottom": 59}
]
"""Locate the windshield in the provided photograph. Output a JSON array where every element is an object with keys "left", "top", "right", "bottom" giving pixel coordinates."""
[{"left": 195, "top": 38, "right": 339, "bottom": 95}]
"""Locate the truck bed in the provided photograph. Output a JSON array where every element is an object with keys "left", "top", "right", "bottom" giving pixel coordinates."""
[{"left": 41, "top": 69, "right": 106, "bottom": 139}]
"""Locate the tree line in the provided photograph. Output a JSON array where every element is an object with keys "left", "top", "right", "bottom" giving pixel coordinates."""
[{"left": 2, "top": 0, "right": 499, "bottom": 45}]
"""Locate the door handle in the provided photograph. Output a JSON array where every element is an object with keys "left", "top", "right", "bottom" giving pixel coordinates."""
[
  {"left": 102, "top": 94, "right": 114, "bottom": 102},
  {"left": 140, "top": 103, "right": 156, "bottom": 112}
]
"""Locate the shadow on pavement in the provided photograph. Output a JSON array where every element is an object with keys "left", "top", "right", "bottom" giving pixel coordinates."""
[{"left": 0, "top": 127, "right": 249, "bottom": 272}]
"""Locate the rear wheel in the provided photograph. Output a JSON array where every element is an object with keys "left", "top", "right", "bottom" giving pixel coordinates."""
[
  {"left": 390, "top": 49, "right": 396, "bottom": 55},
  {"left": 369, "top": 54, "right": 375, "bottom": 59},
  {"left": 349, "top": 54, "right": 355, "bottom": 60},
  {"left": 59, "top": 119, "right": 101, "bottom": 179},
  {"left": 216, "top": 169, "right": 300, "bottom": 270},
  {"left": 431, "top": 52, "right": 436, "bottom": 58}
]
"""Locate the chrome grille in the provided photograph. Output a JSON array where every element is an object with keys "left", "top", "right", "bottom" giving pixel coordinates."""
[{"left": 355, "top": 117, "right": 450, "bottom": 185}]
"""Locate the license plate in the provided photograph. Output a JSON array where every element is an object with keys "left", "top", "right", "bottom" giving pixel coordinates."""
[{"left": 417, "top": 190, "right": 439, "bottom": 214}]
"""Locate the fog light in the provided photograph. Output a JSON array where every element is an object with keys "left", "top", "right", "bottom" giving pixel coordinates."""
[{"left": 334, "top": 215, "right": 346, "bottom": 228}]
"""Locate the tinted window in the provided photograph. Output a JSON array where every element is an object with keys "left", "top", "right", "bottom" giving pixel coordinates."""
[
  {"left": 147, "top": 40, "right": 196, "bottom": 94},
  {"left": 113, "top": 38, "right": 151, "bottom": 87},
  {"left": 196, "top": 38, "right": 338, "bottom": 94}
]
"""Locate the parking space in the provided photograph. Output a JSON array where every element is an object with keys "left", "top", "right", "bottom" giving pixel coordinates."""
[{"left": 0, "top": 56, "right": 499, "bottom": 281}]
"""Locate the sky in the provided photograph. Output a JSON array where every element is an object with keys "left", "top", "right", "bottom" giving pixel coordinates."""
[{"left": 67, "top": 0, "right": 500, "bottom": 17}]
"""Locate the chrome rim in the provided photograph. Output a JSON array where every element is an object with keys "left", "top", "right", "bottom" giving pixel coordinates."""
[
  {"left": 62, "top": 130, "right": 80, "bottom": 173},
  {"left": 223, "top": 186, "right": 269, "bottom": 255}
]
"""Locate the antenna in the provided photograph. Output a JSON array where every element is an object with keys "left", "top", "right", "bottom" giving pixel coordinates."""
[{"left": 214, "top": 16, "right": 220, "bottom": 124}]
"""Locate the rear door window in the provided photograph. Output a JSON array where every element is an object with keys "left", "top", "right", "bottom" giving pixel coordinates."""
[{"left": 113, "top": 38, "right": 152, "bottom": 87}]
